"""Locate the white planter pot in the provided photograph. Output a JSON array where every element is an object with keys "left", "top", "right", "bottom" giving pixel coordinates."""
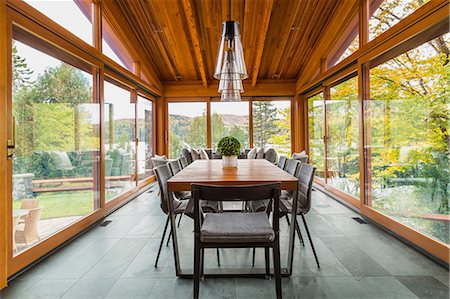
[{"left": 222, "top": 156, "right": 238, "bottom": 168}]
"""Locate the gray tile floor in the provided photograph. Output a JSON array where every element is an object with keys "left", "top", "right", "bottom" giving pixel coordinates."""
[{"left": 1, "top": 185, "right": 449, "bottom": 299}]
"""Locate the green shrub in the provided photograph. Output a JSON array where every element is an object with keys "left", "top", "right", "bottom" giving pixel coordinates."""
[{"left": 217, "top": 136, "right": 241, "bottom": 157}]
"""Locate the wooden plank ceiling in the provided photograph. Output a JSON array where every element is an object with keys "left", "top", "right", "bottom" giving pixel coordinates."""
[{"left": 102, "top": 0, "right": 353, "bottom": 87}]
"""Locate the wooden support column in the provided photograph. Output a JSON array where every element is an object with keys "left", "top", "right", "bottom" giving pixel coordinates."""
[
  {"left": 359, "top": 0, "right": 369, "bottom": 47},
  {"left": 0, "top": 0, "right": 8, "bottom": 290},
  {"left": 295, "top": 94, "right": 306, "bottom": 152},
  {"left": 156, "top": 97, "right": 166, "bottom": 156},
  {"left": 93, "top": 0, "right": 102, "bottom": 52},
  {"left": 206, "top": 98, "right": 211, "bottom": 148}
]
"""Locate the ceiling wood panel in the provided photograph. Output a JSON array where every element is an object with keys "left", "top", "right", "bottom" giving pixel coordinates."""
[{"left": 102, "top": 0, "right": 355, "bottom": 87}]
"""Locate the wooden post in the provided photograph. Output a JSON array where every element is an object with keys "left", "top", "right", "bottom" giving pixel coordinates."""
[
  {"left": 156, "top": 97, "right": 166, "bottom": 156},
  {"left": 206, "top": 98, "right": 211, "bottom": 148}
]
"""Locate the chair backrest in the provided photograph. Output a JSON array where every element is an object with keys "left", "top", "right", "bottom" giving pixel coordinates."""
[
  {"left": 151, "top": 156, "right": 168, "bottom": 169},
  {"left": 191, "top": 183, "right": 281, "bottom": 233},
  {"left": 296, "top": 164, "right": 316, "bottom": 214},
  {"left": 179, "top": 156, "right": 188, "bottom": 169},
  {"left": 284, "top": 158, "right": 300, "bottom": 176},
  {"left": 264, "top": 148, "right": 277, "bottom": 164},
  {"left": 168, "top": 159, "right": 182, "bottom": 176},
  {"left": 24, "top": 207, "right": 42, "bottom": 231},
  {"left": 277, "top": 156, "right": 287, "bottom": 169},
  {"left": 20, "top": 199, "right": 39, "bottom": 210},
  {"left": 181, "top": 148, "right": 193, "bottom": 164},
  {"left": 154, "top": 164, "right": 184, "bottom": 216}
]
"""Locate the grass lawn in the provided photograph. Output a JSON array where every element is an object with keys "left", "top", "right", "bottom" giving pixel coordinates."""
[{"left": 13, "top": 191, "right": 94, "bottom": 220}]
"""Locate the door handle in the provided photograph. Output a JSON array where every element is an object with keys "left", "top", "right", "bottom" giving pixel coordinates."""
[{"left": 7, "top": 117, "right": 16, "bottom": 159}]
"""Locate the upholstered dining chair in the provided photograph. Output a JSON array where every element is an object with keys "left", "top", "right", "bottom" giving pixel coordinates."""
[
  {"left": 179, "top": 156, "right": 188, "bottom": 169},
  {"left": 280, "top": 163, "right": 320, "bottom": 268},
  {"left": 153, "top": 165, "right": 220, "bottom": 267},
  {"left": 277, "top": 156, "right": 287, "bottom": 170},
  {"left": 191, "top": 183, "right": 283, "bottom": 299}
]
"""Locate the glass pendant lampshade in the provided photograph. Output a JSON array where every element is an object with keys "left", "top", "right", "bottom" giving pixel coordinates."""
[{"left": 214, "top": 21, "right": 247, "bottom": 101}]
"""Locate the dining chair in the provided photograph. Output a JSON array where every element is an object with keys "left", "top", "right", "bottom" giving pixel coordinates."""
[
  {"left": 15, "top": 207, "right": 42, "bottom": 247},
  {"left": 19, "top": 199, "right": 39, "bottom": 224},
  {"left": 277, "top": 156, "right": 287, "bottom": 170},
  {"left": 168, "top": 159, "right": 182, "bottom": 176},
  {"left": 280, "top": 163, "right": 320, "bottom": 268},
  {"left": 153, "top": 165, "right": 220, "bottom": 267},
  {"left": 179, "top": 156, "right": 188, "bottom": 169},
  {"left": 154, "top": 164, "right": 189, "bottom": 267},
  {"left": 191, "top": 183, "right": 283, "bottom": 299}
]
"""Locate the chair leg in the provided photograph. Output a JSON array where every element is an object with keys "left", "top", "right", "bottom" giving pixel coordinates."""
[
  {"left": 194, "top": 242, "right": 200, "bottom": 299},
  {"left": 265, "top": 247, "right": 270, "bottom": 279},
  {"left": 252, "top": 247, "right": 256, "bottom": 267},
  {"left": 200, "top": 248, "right": 205, "bottom": 280},
  {"left": 285, "top": 215, "right": 290, "bottom": 226},
  {"left": 216, "top": 248, "right": 221, "bottom": 267},
  {"left": 294, "top": 218, "right": 305, "bottom": 246},
  {"left": 273, "top": 241, "right": 282, "bottom": 298},
  {"left": 301, "top": 214, "right": 320, "bottom": 268},
  {"left": 177, "top": 213, "right": 183, "bottom": 227},
  {"left": 154, "top": 215, "right": 170, "bottom": 267},
  {"left": 166, "top": 215, "right": 176, "bottom": 246}
]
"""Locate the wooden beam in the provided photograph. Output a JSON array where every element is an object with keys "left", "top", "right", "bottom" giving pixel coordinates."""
[
  {"left": 0, "top": 0, "right": 8, "bottom": 290},
  {"left": 251, "top": 0, "right": 274, "bottom": 87},
  {"left": 180, "top": 0, "right": 208, "bottom": 87},
  {"left": 164, "top": 82, "right": 296, "bottom": 98}
]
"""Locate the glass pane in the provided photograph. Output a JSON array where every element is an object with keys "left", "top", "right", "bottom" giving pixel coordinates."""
[
  {"left": 308, "top": 93, "right": 325, "bottom": 178},
  {"left": 137, "top": 96, "right": 153, "bottom": 181},
  {"left": 252, "top": 100, "right": 292, "bottom": 156},
  {"left": 168, "top": 102, "right": 207, "bottom": 158},
  {"left": 366, "top": 33, "right": 449, "bottom": 243},
  {"left": 104, "top": 81, "right": 136, "bottom": 201},
  {"left": 102, "top": 17, "right": 132, "bottom": 71},
  {"left": 327, "top": 77, "right": 360, "bottom": 197},
  {"left": 211, "top": 102, "right": 249, "bottom": 150},
  {"left": 25, "top": 0, "right": 92, "bottom": 45},
  {"left": 12, "top": 40, "right": 99, "bottom": 254},
  {"left": 369, "top": 0, "right": 430, "bottom": 41},
  {"left": 334, "top": 34, "right": 359, "bottom": 65}
]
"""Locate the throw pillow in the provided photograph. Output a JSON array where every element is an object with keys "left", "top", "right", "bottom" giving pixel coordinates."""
[
  {"left": 151, "top": 155, "right": 167, "bottom": 168},
  {"left": 200, "top": 149, "right": 210, "bottom": 160},
  {"left": 247, "top": 147, "right": 257, "bottom": 159},
  {"left": 256, "top": 147, "right": 265, "bottom": 159}
]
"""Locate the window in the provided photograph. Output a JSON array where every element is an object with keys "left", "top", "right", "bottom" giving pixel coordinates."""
[
  {"left": 211, "top": 101, "right": 249, "bottom": 150},
  {"left": 326, "top": 76, "right": 360, "bottom": 197},
  {"left": 137, "top": 96, "right": 153, "bottom": 181},
  {"left": 168, "top": 102, "right": 207, "bottom": 158},
  {"left": 104, "top": 80, "right": 136, "bottom": 201},
  {"left": 307, "top": 93, "right": 325, "bottom": 178},
  {"left": 25, "top": 0, "right": 92, "bottom": 45},
  {"left": 102, "top": 17, "right": 132, "bottom": 71},
  {"left": 369, "top": 0, "right": 430, "bottom": 41},
  {"left": 366, "top": 33, "right": 449, "bottom": 243},
  {"left": 253, "top": 100, "right": 291, "bottom": 156},
  {"left": 11, "top": 39, "right": 100, "bottom": 254}
]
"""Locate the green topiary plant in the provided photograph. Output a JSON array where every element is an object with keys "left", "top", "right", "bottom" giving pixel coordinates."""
[{"left": 217, "top": 136, "right": 241, "bottom": 157}]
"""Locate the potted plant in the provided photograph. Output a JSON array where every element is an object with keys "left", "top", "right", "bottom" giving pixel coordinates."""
[{"left": 217, "top": 136, "right": 241, "bottom": 168}]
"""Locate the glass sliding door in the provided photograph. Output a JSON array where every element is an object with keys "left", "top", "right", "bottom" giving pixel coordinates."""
[
  {"left": 366, "top": 33, "right": 449, "bottom": 243},
  {"left": 137, "top": 96, "right": 153, "bottom": 181},
  {"left": 326, "top": 76, "right": 360, "bottom": 197},
  {"left": 307, "top": 93, "right": 325, "bottom": 178},
  {"left": 211, "top": 101, "right": 249, "bottom": 150},
  {"left": 104, "top": 81, "right": 136, "bottom": 201},
  {"left": 11, "top": 39, "right": 100, "bottom": 254},
  {"left": 168, "top": 102, "right": 207, "bottom": 158}
]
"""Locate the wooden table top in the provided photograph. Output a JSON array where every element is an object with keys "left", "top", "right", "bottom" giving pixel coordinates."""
[{"left": 167, "top": 159, "right": 298, "bottom": 191}]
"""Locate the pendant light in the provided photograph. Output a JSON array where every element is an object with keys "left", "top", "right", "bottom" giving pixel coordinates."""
[{"left": 213, "top": 0, "right": 247, "bottom": 101}]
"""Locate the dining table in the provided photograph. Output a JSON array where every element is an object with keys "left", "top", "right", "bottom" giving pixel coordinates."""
[{"left": 167, "top": 159, "right": 299, "bottom": 278}]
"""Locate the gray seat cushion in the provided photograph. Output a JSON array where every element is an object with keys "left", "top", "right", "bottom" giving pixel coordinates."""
[
  {"left": 200, "top": 212, "right": 274, "bottom": 243},
  {"left": 174, "top": 190, "right": 191, "bottom": 200}
]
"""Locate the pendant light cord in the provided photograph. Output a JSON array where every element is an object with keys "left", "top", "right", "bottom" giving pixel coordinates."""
[{"left": 228, "top": 0, "right": 232, "bottom": 20}]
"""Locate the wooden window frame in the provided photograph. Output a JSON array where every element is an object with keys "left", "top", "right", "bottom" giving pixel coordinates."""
[{"left": 299, "top": 0, "right": 450, "bottom": 264}]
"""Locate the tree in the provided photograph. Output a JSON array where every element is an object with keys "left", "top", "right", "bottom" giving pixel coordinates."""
[
  {"left": 252, "top": 101, "right": 278, "bottom": 148},
  {"left": 12, "top": 43, "right": 33, "bottom": 93},
  {"left": 186, "top": 113, "right": 207, "bottom": 148},
  {"left": 269, "top": 107, "right": 291, "bottom": 155},
  {"left": 228, "top": 126, "right": 248, "bottom": 148},
  {"left": 211, "top": 112, "right": 226, "bottom": 148}
]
